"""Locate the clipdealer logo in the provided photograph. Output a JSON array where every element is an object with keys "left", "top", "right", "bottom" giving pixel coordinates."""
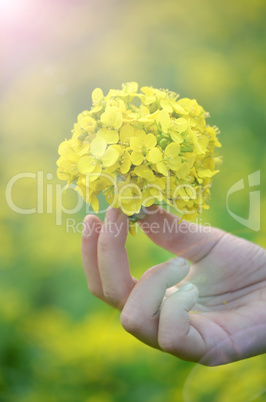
[
  {"left": 5, "top": 171, "right": 83, "bottom": 226},
  {"left": 5, "top": 169, "right": 261, "bottom": 232}
]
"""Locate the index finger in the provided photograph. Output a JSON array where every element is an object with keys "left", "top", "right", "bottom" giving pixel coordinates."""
[{"left": 139, "top": 206, "right": 225, "bottom": 263}]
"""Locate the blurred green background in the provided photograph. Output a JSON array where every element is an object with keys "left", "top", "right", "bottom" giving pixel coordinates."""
[{"left": 1, "top": 0, "right": 266, "bottom": 401}]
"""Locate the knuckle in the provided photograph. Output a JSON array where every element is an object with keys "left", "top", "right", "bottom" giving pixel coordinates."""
[
  {"left": 97, "top": 236, "right": 112, "bottom": 254},
  {"left": 140, "top": 267, "right": 155, "bottom": 282},
  {"left": 88, "top": 283, "right": 102, "bottom": 298},
  {"left": 103, "top": 289, "right": 121, "bottom": 308},
  {"left": 120, "top": 309, "right": 142, "bottom": 334},
  {"left": 140, "top": 264, "right": 161, "bottom": 281},
  {"left": 158, "top": 330, "right": 179, "bottom": 353}
]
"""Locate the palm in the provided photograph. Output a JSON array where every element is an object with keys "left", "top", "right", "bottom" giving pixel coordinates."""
[{"left": 164, "top": 230, "right": 266, "bottom": 364}]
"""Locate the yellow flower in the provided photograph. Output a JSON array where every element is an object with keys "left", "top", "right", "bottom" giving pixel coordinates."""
[
  {"left": 92, "top": 88, "right": 104, "bottom": 109},
  {"left": 56, "top": 140, "right": 79, "bottom": 182},
  {"left": 117, "top": 180, "right": 142, "bottom": 215},
  {"left": 119, "top": 124, "right": 135, "bottom": 145},
  {"left": 120, "top": 150, "right": 131, "bottom": 174},
  {"left": 77, "top": 112, "right": 97, "bottom": 133},
  {"left": 130, "top": 131, "right": 161, "bottom": 166},
  {"left": 101, "top": 106, "right": 123, "bottom": 130},
  {"left": 107, "top": 81, "right": 139, "bottom": 104},
  {"left": 141, "top": 177, "right": 165, "bottom": 207},
  {"left": 77, "top": 138, "right": 120, "bottom": 181},
  {"left": 156, "top": 143, "right": 182, "bottom": 175},
  {"left": 57, "top": 82, "right": 221, "bottom": 229},
  {"left": 96, "top": 128, "right": 119, "bottom": 144}
]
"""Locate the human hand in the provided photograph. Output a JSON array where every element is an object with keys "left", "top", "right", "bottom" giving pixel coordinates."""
[{"left": 81, "top": 207, "right": 266, "bottom": 366}]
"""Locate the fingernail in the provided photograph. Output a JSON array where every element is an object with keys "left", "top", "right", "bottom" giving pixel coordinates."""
[
  {"left": 180, "top": 282, "right": 195, "bottom": 291},
  {"left": 171, "top": 256, "right": 186, "bottom": 266},
  {"left": 106, "top": 206, "right": 120, "bottom": 222}
]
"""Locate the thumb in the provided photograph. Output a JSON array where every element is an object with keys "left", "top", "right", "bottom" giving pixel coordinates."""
[
  {"left": 158, "top": 282, "right": 206, "bottom": 362},
  {"left": 139, "top": 206, "right": 225, "bottom": 263}
]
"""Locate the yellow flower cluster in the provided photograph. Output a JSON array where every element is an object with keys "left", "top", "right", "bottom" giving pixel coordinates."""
[{"left": 57, "top": 82, "right": 221, "bottom": 223}]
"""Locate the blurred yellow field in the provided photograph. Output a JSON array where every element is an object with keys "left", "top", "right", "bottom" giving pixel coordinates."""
[{"left": 1, "top": 0, "right": 265, "bottom": 400}]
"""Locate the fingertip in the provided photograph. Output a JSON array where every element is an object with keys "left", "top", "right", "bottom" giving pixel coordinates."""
[
  {"left": 169, "top": 256, "right": 189, "bottom": 268},
  {"left": 179, "top": 282, "right": 198, "bottom": 293},
  {"left": 100, "top": 207, "right": 129, "bottom": 244},
  {"left": 178, "top": 283, "right": 199, "bottom": 305},
  {"left": 105, "top": 206, "right": 121, "bottom": 222},
  {"left": 82, "top": 214, "right": 102, "bottom": 239},
  {"left": 106, "top": 206, "right": 128, "bottom": 225},
  {"left": 139, "top": 206, "right": 169, "bottom": 228},
  {"left": 163, "top": 256, "right": 190, "bottom": 281},
  {"left": 167, "top": 282, "right": 199, "bottom": 311}
]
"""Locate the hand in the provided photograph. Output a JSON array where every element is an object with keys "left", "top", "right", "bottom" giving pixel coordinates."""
[{"left": 81, "top": 206, "right": 266, "bottom": 366}]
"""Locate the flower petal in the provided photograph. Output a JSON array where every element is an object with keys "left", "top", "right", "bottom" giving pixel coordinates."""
[
  {"left": 101, "top": 106, "right": 123, "bottom": 129},
  {"left": 86, "top": 164, "right": 102, "bottom": 181},
  {"left": 198, "top": 169, "right": 219, "bottom": 178},
  {"left": 175, "top": 118, "right": 189, "bottom": 133},
  {"left": 164, "top": 143, "right": 180, "bottom": 158},
  {"left": 131, "top": 151, "right": 144, "bottom": 165},
  {"left": 90, "top": 138, "right": 107, "bottom": 157},
  {"left": 120, "top": 124, "right": 135, "bottom": 143},
  {"left": 159, "top": 110, "right": 171, "bottom": 133},
  {"left": 134, "top": 165, "right": 155, "bottom": 181},
  {"left": 143, "top": 133, "right": 157, "bottom": 149},
  {"left": 92, "top": 88, "right": 103, "bottom": 105},
  {"left": 97, "top": 128, "right": 119, "bottom": 144},
  {"left": 168, "top": 157, "right": 182, "bottom": 171},
  {"left": 160, "top": 100, "right": 173, "bottom": 113},
  {"left": 120, "top": 158, "right": 131, "bottom": 174},
  {"left": 175, "top": 162, "right": 190, "bottom": 178},
  {"left": 156, "top": 161, "right": 169, "bottom": 176},
  {"left": 78, "top": 156, "right": 97, "bottom": 173},
  {"left": 147, "top": 148, "right": 162, "bottom": 163},
  {"left": 130, "top": 137, "right": 142, "bottom": 152},
  {"left": 102, "top": 147, "right": 120, "bottom": 167}
]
